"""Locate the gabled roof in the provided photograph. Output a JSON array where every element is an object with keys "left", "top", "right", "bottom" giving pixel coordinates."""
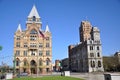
[{"left": 28, "top": 5, "right": 40, "bottom": 18}]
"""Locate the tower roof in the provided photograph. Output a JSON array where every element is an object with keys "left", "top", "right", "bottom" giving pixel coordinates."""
[
  {"left": 16, "top": 24, "right": 22, "bottom": 32},
  {"left": 45, "top": 24, "right": 50, "bottom": 32},
  {"left": 28, "top": 5, "right": 40, "bottom": 18}
]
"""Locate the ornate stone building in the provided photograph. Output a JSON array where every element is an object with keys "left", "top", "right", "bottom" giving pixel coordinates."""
[
  {"left": 68, "top": 21, "right": 104, "bottom": 72},
  {"left": 13, "top": 5, "right": 52, "bottom": 74}
]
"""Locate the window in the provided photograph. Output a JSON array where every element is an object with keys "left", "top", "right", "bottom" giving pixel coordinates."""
[
  {"left": 39, "top": 43, "right": 43, "bottom": 48},
  {"left": 30, "top": 60, "right": 36, "bottom": 66},
  {"left": 30, "top": 43, "right": 37, "bottom": 47},
  {"left": 46, "top": 43, "right": 49, "bottom": 48},
  {"left": 90, "top": 46, "right": 93, "bottom": 50},
  {"left": 91, "top": 61, "right": 95, "bottom": 68},
  {"left": 46, "top": 50, "right": 50, "bottom": 56},
  {"left": 46, "top": 37, "right": 49, "bottom": 41},
  {"left": 16, "top": 60, "right": 19, "bottom": 66},
  {"left": 16, "top": 36, "right": 20, "bottom": 40},
  {"left": 24, "top": 61, "right": 27, "bottom": 66},
  {"left": 97, "top": 52, "right": 100, "bottom": 57},
  {"left": 33, "top": 16, "right": 36, "bottom": 21},
  {"left": 24, "top": 43, "right": 28, "bottom": 47},
  {"left": 31, "top": 50, "right": 35, "bottom": 56},
  {"left": 46, "top": 68, "right": 49, "bottom": 72},
  {"left": 97, "top": 46, "right": 99, "bottom": 50},
  {"left": 39, "top": 59, "right": 42, "bottom": 66},
  {"left": 16, "top": 60, "right": 20, "bottom": 66},
  {"left": 23, "top": 51, "right": 27, "bottom": 56},
  {"left": 39, "top": 51, "right": 43, "bottom": 56},
  {"left": 16, "top": 50, "right": 20, "bottom": 56},
  {"left": 23, "top": 68, "right": 26, "bottom": 73},
  {"left": 30, "top": 29, "right": 37, "bottom": 34},
  {"left": 16, "top": 42, "right": 20, "bottom": 47},
  {"left": 90, "top": 53, "right": 94, "bottom": 57},
  {"left": 30, "top": 36, "right": 37, "bottom": 41},
  {"left": 46, "top": 59, "right": 50, "bottom": 66},
  {"left": 98, "top": 61, "right": 101, "bottom": 67}
]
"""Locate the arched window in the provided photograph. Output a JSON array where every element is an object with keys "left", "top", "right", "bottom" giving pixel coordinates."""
[
  {"left": 30, "top": 60, "right": 36, "bottom": 66},
  {"left": 23, "top": 60, "right": 28, "bottom": 66},
  {"left": 30, "top": 29, "right": 37, "bottom": 34},
  {"left": 97, "top": 52, "right": 100, "bottom": 57},
  {"left": 16, "top": 58, "right": 20, "bottom": 66},
  {"left": 46, "top": 58, "right": 50, "bottom": 66},
  {"left": 91, "top": 60, "right": 95, "bottom": 68},
  {"left": 97, "top": 46, "right": 100, "bottom": 50},
  {"left": 98, "top": 61, "right": 101, "bottom": 67}
]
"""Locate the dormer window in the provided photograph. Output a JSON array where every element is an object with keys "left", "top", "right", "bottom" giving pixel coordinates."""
[{"left": 33, "top": 16, "right": 36, "bottom": 21}]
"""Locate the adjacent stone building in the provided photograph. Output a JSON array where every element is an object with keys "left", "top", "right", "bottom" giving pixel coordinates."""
[
  {"left": 114, "top": 51, "right": 120, "bottom": 63},
  {"left": 68, "top": 21, "right": 104, "bottom": 72},
  {"left": 13, "top": 5, "right": 52, "bottom": 74}
]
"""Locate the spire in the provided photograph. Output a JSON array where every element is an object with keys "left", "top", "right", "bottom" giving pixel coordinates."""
[
  {"left": 45, "top": 24, "right": 50, "bottom": 32},
  {"left": 16, "top": 24, "right": 22, "bottom": 32},
  {"left": 28, "top": 5, "right": 40, "bottom": 18}
]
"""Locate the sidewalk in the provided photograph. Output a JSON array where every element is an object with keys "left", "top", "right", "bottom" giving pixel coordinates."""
[{"left": 70, "top": 72, "right": 104, "bottom": 80}]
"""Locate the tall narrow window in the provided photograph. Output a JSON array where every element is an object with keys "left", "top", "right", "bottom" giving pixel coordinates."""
[
  {"left": 31, "top": 50, "right": 35, "bottom": 56},
  {"left": 16, "top": 42, "right": 20, "bottom": 47},
  {"left": 98, "top": 61, "right": 101, "bottom": 67},
  {"left": 16, "top": 50, "right": 20, "bottom": 56},
  {"left": 33, "top": 16, "right": 36, "bottom": 21},
  {"left": 23, "top": 51, "right": 27, "bottom": 56},
  {"left": 97, "top": 46, "right": 99, "bottom": 50},
  {"left": 90, "top": 46, "right": 93, "bottom": 50},
  {"left": 46, "top": 50, "right": 50, "bottom": 56},
  {"left": 46, "top": 43, "right": 49, "bottom": 48},
  {"left": 16, "top": 59, "right": 20, "bottom": 66},
  {"left": 39, "top": 51, "right": 43, "bottom": 56},
  {"left": 24, "top": 61, "right": 27, "bottom": 66},
  {"left": 46, "top": 58, "right": 50, "bottom": 66},
  {"left": 97, "top": 52, "right": 100, "bottom": 57},
  {"left": 16, "top": 61, "right": 19, "bottom": 66},
  {"left": 91, "top": 61, "right": 95, "bottom": 68}
]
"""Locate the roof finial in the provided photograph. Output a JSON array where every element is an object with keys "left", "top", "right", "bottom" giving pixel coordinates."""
[
  {"left": 17, "top": 24, "right": 22, "bottom": 32},
  {"left": 85, "top": 16, "right": 88, "bottom": 21},
  {"left": 45, "top": 24, "right": 50, "bottom": 32}
]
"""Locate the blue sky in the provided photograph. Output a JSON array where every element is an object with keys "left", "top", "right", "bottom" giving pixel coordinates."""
[{"left": 0, "top": 0, "right": 120, "bottom": 66}]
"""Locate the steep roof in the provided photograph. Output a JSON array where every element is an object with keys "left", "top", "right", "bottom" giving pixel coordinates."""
[{"left": 28, "top": 5, "right": 40, "bottom": 18}]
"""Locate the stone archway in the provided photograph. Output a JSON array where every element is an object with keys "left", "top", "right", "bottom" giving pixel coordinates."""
[{"left": 30, "top": 60, "right": 37, "bottom": 74}]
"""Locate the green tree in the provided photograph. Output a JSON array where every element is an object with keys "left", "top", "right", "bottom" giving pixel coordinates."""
[
  {"left": 0, "top": 46, "right": 2, "bottom": 51},
  {"left": 103, "top": 56, "right": 118, "bottom": 72}
]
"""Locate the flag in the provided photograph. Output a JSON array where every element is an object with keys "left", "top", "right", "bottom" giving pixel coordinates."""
[{"left": 38, "top": 30, "right": 45, "bottom": 39}]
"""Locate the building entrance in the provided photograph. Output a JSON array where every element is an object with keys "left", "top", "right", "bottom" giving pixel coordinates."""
[{"left": 30, "top": 60, "right": 37, "bottom": 74}]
